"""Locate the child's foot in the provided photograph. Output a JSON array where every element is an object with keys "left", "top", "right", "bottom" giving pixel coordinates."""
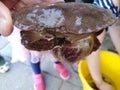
[
  {"left": 33, "top": 73, "right": 44, "bottom": 90},
  {"left": 54, "top": 63, "right": 70, "bottom": 80},
  {"left": 0, "top": 56, "right": 10, "bottom": 73},
  {"left": 97, "top": 81, "right": 112, "bottom": 90}
]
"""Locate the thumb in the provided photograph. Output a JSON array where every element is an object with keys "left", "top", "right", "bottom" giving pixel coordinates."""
[{"left": 0, "top": 1, "right": 13, "bottom": 36}]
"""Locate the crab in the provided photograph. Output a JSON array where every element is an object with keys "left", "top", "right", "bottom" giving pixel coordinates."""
[{"left": 12, "top": 2, "right": 116, "bottom": 63}]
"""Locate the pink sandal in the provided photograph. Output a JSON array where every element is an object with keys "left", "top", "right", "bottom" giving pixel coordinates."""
[
  {"left": 33, "top": 73, "right": 44, "bottom": 90},
  {"left": 54, "top": 63, "right": 70, "bottom": 80}
]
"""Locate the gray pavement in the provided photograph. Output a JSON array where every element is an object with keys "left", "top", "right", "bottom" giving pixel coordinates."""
[
  {"left": 0, "top": 1, "right": 116, "bottom": 90},
  {"left": 0, "top": 1, "right": 85, "bottom": 90},
  {"left": 0, "top": 33, "right": 115, "bottom": 90},
  {"left": 0, "top": 36, "right": 83, "bottom": 90}
]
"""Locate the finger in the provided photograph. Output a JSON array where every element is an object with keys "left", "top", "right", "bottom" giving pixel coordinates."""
[
  {"left": 41, "top": 0, "right": 64, "bottom": 3},
  {"left": 13, "top": 1, "right": 27, "bottom": 11},
  {"left": 0, "top": 1, "right": 13, "bottom": 36},
  {"left": 1, "top": 0, "right": 20, "bottom": 10},
  {"left": 12, "top": 0, "right": 41, "bottom": 11}
]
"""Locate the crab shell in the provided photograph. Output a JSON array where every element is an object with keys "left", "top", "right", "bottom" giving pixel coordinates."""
[{"left": 12, "top": 2, "right": 116, "bottom": 63}]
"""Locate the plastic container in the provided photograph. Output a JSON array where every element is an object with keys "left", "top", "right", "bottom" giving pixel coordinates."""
[{"left": 78, "top": 50, "right": 120, "bottom": 90}]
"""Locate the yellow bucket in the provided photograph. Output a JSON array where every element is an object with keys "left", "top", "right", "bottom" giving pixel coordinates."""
[{"left": 78, "top": 50, "right": 120, "bottom": 90}]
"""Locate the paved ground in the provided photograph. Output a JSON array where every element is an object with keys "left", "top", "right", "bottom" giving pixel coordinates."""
[
  {"left": 0, "top": 33, "right": 116, "bottom": 90},
  {"left": 0, "top": 1, "right": 84, "bottom": 90},
  {"left": 0, "top": 36, "right": 83, "bottom": 90},
  {"left": 0, "top": 0, "right": 116, "bottom": 90}
]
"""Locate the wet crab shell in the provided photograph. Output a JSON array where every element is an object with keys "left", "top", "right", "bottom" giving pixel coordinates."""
[{"left": 12, "top": 2, "right": 116, "bottom": 63}]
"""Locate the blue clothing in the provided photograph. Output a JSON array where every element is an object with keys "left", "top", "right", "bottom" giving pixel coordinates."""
[
  {"left": 93, "top": 0, "right": 119, "bottom": 17},
  {"left": 30, "top": 60, "right": 61, "bottom": 74},
  {"left": 93, "top": 0, "right": 119, "bottom": 31},
  {"left": 30, "top": 61, "right": 41, "bottom": 74}
]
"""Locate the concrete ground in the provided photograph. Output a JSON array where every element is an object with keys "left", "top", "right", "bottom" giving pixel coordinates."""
[
  {"left": 0, "top": 36, "right": 83, "bottom": 90},
  {"left": 0, "top": 33, "right": 116, "bottom": 90},
  {"left": 0, "top": 1, "right": 83, "bottom": 90},
  {"left": 0, "top": 0, "right": 117, "bottom": 90}
]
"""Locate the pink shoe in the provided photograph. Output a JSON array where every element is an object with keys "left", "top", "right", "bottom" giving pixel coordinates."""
[
  {"left": 54, "top": 63, "right": 70, "bottom": 80},
  {"left": 32, "top": 73, "right": 44, "bottom": 90}
]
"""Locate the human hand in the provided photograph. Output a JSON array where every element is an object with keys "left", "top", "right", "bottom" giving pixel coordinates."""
[
  {"left": 0, "top": 0, "right": 42, "bottom": 36},
  {"left": 1, "top": 0, "right": 42, "bottom": 12},
  {"left": 97, "top": 81, "right": 112, "bottom": 90},
  {"left": 41, "top": 0, "right": 64, "bottom": 3},
  {"left": 0, "top": 1, "right": 13, "bottom": 36},
  {"left": 0, "top": 0, "right": 64, "bottom": 36},
  {"left": 1, "top": 0, "right": 64, "bottom": 12}
]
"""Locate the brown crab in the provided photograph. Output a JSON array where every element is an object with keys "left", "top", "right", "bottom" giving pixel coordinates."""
[{"left": 12, "top": 2, "right": 116, "bottom": 63}]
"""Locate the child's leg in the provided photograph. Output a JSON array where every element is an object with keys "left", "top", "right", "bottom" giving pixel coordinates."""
[
  {"left": 109, "top": 21, "right": 120, "bottom": 54},
  {"left": 46, "top": 51, "right": 70, "bottom": 80},
  {"left": 86, "top": 31, "right": 112, "bottom": 90},
  {"left": 8, "top": 26, "right": 30, "bottom": 63},
  {"left": 30, "top": 51, "right": 44, "bottom": 90}
]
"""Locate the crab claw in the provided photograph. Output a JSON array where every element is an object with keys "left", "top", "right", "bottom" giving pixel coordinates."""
[{"left": 52, "top": 34, "right": 100, "bottom": 63}]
